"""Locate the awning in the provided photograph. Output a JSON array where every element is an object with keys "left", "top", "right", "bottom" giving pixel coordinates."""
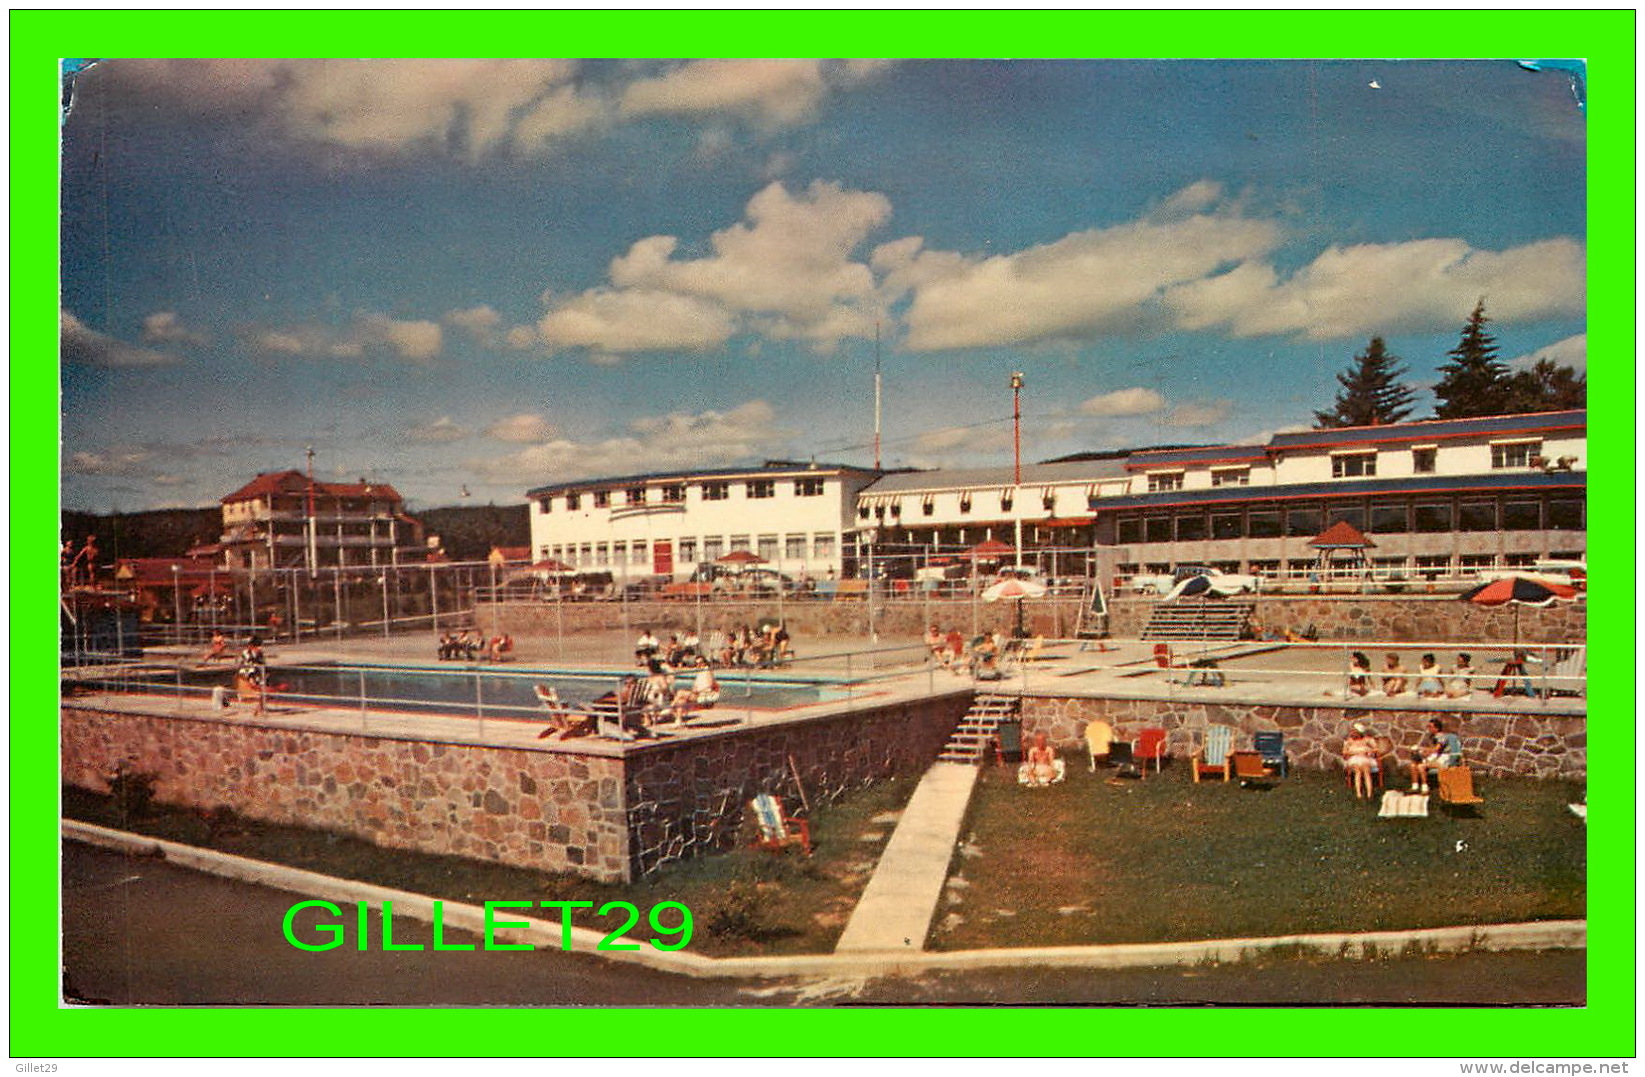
[{"left": 1039, "top": 516, "right": 1095, "bottom": 529}]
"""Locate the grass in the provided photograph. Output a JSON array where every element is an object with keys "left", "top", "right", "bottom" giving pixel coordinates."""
[
  {"left": 933, "top": 760, "right": 1585, "bottom": 951},
  {"left": 63, "top": 774, "right": 917, "bottom": 958}
]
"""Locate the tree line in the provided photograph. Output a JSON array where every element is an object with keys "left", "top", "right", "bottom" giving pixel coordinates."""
[{"left": 1313, "top": 300, "right": 1584, "bottom": 429}]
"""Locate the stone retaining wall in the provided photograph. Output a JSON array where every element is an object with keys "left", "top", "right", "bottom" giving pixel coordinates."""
[
  {"left": 62, "top": 706, "right": 631, "bottom": 880},
  {"left": 1107, "top": 594, "right": 1585, "bottom": 644},
  {"left": 1019, "top": 696, "right": 1585, "bottom": 781},
  {"left": 63, "top": 689, "right": 972, "bottom": 882}
]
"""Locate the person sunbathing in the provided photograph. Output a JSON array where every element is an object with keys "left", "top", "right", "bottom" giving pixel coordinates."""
[
  {"left": 1380, "top": 652, "right": 1408, "bottom": 696},
  {"left": 1021, "top": 733, "right": 1061, "bottom": 786},
  {"left": 1342, "top": 723, "right": 1378, "bottom": 798}
]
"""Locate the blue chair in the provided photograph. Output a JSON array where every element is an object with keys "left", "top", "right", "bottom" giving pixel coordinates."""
[{"left": 1253, "top": 730, "right": 1289, "bottom": 777}]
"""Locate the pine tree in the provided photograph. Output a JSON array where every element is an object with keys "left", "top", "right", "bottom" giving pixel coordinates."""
[
  {"left": 1313, "top": 336, "right": 1416, "bottom": 428},
  {"left": 1432, "top": 300, "right": 1512, "bottom": 418}
]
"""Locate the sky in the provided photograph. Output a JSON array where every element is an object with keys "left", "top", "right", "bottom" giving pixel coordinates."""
[{"left": 58, "top": 58, "right": 1588, "bottom": 514}]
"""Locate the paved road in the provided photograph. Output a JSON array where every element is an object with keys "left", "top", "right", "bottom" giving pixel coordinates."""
[{"left": 64, "top": 842, "right": 1582, "bottom": 1008}]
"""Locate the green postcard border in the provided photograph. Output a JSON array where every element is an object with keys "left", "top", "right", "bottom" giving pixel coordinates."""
[{"left": 12, "top": 8, "right": 1635, "bottom": 1059}]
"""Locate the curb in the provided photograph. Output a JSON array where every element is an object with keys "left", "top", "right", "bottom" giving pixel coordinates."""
[{"left": 65, "top": 819, "right": 1585, "bottom": 981}]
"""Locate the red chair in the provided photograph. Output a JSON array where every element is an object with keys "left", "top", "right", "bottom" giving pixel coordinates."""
[
  {"left": 1152, "top": 643, "right": 1174, "bottom": 669},
  {"left": 1134, "top": 727, "right": 1168, "bottom": 777}
]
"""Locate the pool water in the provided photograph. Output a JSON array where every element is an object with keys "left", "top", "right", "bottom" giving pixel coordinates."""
[{"left": 171, "top": 662, "right": 849, "bottom": 716}]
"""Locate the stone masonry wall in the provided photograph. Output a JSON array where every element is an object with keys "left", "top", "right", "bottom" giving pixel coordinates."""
[
  {"left": 1019, "top": 696, "right": 1585, "bottom": 781},
  {"left": 1107, "top": 594, "right": 1584, "bottom": 644},
  {"left": 621, "top": 690, "right": 972, "bottom": 877},
  {"left": 62, "top": 707, "right": 631, "bottom": 881}
]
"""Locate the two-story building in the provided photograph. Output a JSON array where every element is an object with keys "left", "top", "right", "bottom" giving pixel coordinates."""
[{"left": 217, "top": 470, "right": 425, "bottom": 573}]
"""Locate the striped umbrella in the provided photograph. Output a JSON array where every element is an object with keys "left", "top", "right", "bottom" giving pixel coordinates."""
[{"left": 1458, "top": 575, "right": 1577, "bottom": 644}]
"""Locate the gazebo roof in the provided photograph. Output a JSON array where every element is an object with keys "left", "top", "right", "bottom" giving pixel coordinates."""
[{"left": 1309, "top": 519, "right": 1376, "bottom": 549}]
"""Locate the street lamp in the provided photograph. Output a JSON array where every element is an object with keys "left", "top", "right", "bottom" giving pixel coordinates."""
[
  {"left": 171, "top": 564, "right": 182, "bottom": 646},
  {"left": 1010, "top": 371, "right": 1025, "bottom": 569}
]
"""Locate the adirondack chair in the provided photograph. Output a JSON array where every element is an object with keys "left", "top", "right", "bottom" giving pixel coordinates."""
[
  {"left": 1085, "top": 720, "right": 1115, "bottom": 770},
  {"left": 533, "top": 684, "right": 593, "bottom": 740},
  {"left": 1252, "top": 730, "right": 1289, "bottom": 777},
  {"left": 1134, "top": 727, "right": 1167, "bottom": 777},
  {"left": 994, "top": 721, "right": 1024, "bottom": 765},
  {"left": 749, "top": 793, "right": 811, "bottom": 855},
  {"left": 1437, "top": 767, "right": 1484, "bottom": 814},
  {"left": 1191, "top": 725, "right": 1235, "bottom": 783},
  {"left": 1231, "top": 749, "right": 1279, "bottom": 788}
]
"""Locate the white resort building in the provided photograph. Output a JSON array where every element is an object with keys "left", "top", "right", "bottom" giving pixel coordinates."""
[{"left": 526, "top": 410, "right": 1586, "bottom": 586}]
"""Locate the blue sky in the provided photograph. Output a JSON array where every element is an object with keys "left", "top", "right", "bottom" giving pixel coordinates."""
[{"left": 59, "top": 58, "right": 1586, "bottom": 513}]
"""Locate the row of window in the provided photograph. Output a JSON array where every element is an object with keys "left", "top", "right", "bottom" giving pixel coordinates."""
[
  {"left": 858, "top": 492, "right": 1061, "bottom": 520},
  {"left": 540, "top": 477, "right": 826, "bottom": 512},
  {"left": 1119, "top": 551, "right": 1579, "bottom": 578},
  {"left": 541, "top": 532, "right": 841, "bottom": 567},
  {"left": 1114, "top": 495, "right": 1584, "bottom": 545},
  {"left": 1145, "top": 440, "right": 1541, "bottom": 488}
]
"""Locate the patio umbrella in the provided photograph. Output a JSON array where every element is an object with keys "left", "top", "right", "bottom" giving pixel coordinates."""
[
  {"left": 1458, "top": 575, "right": 1577, "bottom": 644},
  {"left": 982, "top": 576, "right": 1046, "bottom": 638},
  {"left": 715, "top": 550, "right": 767, "bottom": 566},
  {"left": 965, "top": 539, "right": 1015, "bottom": 562}
]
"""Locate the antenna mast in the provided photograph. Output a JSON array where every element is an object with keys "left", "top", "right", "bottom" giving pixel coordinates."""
[{"left": 873, "top": 322, "right": 882, "bottom": 470}]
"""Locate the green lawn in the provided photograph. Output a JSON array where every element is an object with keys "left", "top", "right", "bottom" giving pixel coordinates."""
[
  {"left": 63, "top": 774, "right": 918, "bottom": 958},
  {"left": 933, "top": 760, "right": 1586, "bottom": 951}
]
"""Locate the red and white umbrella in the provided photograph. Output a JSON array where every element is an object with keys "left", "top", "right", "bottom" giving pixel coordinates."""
[
  {"left": 1458, "top": 575, "right": 1577, "bottom": 644},
  {"left": 982, "top": 577, "right": 1048, "bottom": 602}
]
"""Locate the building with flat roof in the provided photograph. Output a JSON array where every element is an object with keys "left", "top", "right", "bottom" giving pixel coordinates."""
[{"left": 525, "top": 410, "right": 1585, "bottom": 584}]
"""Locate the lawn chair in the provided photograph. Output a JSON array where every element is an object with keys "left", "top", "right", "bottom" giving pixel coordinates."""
[
  {"left": 1544, "top": 646, "right": 1586, "bottom": 697},
  {"left": 1134, "top": 727, "right": 1167, "bottom": 777},
  {"left": 749, "top": 793, "right": 811, "bottom": 855},
  {"left": 1436, "top": 767, "right": 1484, "bottom": 815},
  {"left": 1191, "top": 725, "right": 1235, "bottom": 783},
  {"left": 1252, "top": 730, "right": 1289, "bottom": 777},
  {"left": 994, "top": 720, "right": 1023, "bottom": 765},
  {"left": 1085, "top": 720, "right": 1115, "bottom": 770},
  {"left": 1231, "top": 749, "right": 1279, "bottom": 788},
  {"left": 533, "top": 684, "right": 592, "bottom": 740}
]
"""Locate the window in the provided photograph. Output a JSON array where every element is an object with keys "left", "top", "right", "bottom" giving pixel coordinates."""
[
  {"left": 757, "top": 535, "right": 778, "bottom": 561},
  {"left": 540, "top": 545, "right": 554, "bottom": 560},
  {"left": 795, "top": 477, "right": 825, "bottom": 497},
  {"left": 1370, "top": 502, "right": 1409, "bottom": 534},
  {"left": 632, "top": 541, "right": 648, "bottom": 566},
  {"left": 1458, "top": 501, "right": 1496, "bottom": 532},
  {"left": 1415, "top": 554, "right": 1451, "bottom": 578},
  {"left": 678, "top": 538, "right": 697, "bottom": 564},
  {"left": 858, "top": 505, "right": 871, "bottom": 519},
  {"left": 1458, "top": 554, "right": 1496, "bottom": 573},
  {"left": 660, "top": 484, "right": 684, "bottom": 503},
  {"left": 703, "top": 538, "right": 724, "bottom": 562},
  {"left": 890, "top": 501, "right": 902, "bottom": 517},
  {"left": 1372, "top": 556, "right": 1407, "bottom": 574},
  {"left": 1412, "top": 447, "right": 1437, "bottom": 474},
  {"left": 592, "top": 489, "right": 610, "bottom": 508},
  {"left": 1286, "top": 507, "right": 1322, "bottom": 537},
  {"left": 1547, "top": 499, "right": 1584, "bottom": 530},
  {"left": 1145, "top": 517, "right": 1171, "bottom": 543},
  {"left": 873, "top": 505, "right": 886, "bottom": 520},
  {"left": 747, "top": 480, "right": 775, "bottom": 499},
  {"left": 1210, "top": 468, "right": 1249, "bottom": 487},
  {"left": 1504, "top": 553, "right": 1536, "bottom": 568},
  {"left": 1502, "top": 501, "right": 1541, "bottom": 530},
  {"left": 1147, "top": 471, "right": 1184, "bottom": 492},
  {"left": 1330, "top": 505, "right": 1366, "bottom": 532},
  {"left": 578, "top": 543, "right": 592, "bottom": 563},
  {"left": 1211, "top": 512, "right": 1243, "bottom": 540},
  {"left": 1116, "top": 518, "right": 1143, "bottom": 545},
  {"left": 537, "top": 496, "right": 552, "bottom": 513},
  {"left": 1331, "top": 452, "right": 1377, "bottom": 478},
  {"left": 597, "top": 543, "right": 612, "bottom": 566},
  {"left": 1175, "top": 513, "right": 1207, "bottom": 541},
  {"left": 785, "top": 535, "right": 807, "bottom": 560},
  {"left": 1248, "top": 559, "right": 1280, "bottom": 577},
  {"left": 565, "top": 493, "right": 581, "bottom": 511},
  {"left": 813, "top": 532, "right": 836, "bottom": 559},
  {"left": 1247, "top": 511, "right": 1281, "bottom": 538},
  {"left": 922, "top": 499, "right": 935, "bottom": 517},
  {"left": 958, "top": 496, "right": 972, "bottom": 514},
  {"left": 1491, "top": 440, "right": 1540, "bottom": 469},
  {"left": 729, "top": 535, "right": 750, "bottom": 552},
  {"left": 1000, "top": 494, "right": 1014, "bottom": 512},
  {"left": 1412, "top": 502, "right": 1452, "bottom": 533},
  {"left": 621, "top": 487, "right": 643, "bottom": 506},
  {"left": 702, "top": 482, "right": 729, "bottom": 501},
  {"left": 1042, "top": 493, "right": 1057, "bottom": 511}
]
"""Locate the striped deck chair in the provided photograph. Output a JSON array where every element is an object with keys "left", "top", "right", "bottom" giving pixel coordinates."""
[
  {"left": 1191, "top": 725, "right": 1235, "bottom": 783},
  {"left": 749, "top": 794, "right": 811, "bottom": 855}
]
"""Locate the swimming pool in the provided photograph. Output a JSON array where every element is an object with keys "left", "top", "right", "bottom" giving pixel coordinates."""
[{"left": 149, "top": 661, "right": 852, "bottom": 717}]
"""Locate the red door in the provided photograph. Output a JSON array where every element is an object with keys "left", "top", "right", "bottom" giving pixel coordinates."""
[{"left": 653, "top": 541, "right": 673, "bottom": 577}]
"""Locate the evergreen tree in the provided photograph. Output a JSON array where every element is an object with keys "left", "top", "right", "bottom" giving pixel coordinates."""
[
  {"left": 1432, "top": 300, "right": 1512, "bottom": 418},
  {"left": 1313, "top": 336, "right": 1416, "bottom": 428},
  {"left": 1505, "top": 358, "right": 1586, "bottom": 413}
]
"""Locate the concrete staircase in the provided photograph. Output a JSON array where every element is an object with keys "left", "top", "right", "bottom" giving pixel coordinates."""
[
  {"left": 936, "top": 693, "right": 1020, "bottom": 765},
  {"left": 1140, "top": 598, "right": 1255, "bottom": 642}
]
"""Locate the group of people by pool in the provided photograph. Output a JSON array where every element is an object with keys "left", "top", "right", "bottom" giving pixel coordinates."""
[
  {"left": 924, "top": 625, "right": 1007, "bottom": 680},
  {"left": 1341, "top": 717, "right": 1466, "bottom": 799},
  {"left": 633, "top": 623, "right": 792, "bottom": 671},
  {"left": 435, "top": 630, "right": 513, "bottom": 663},
  {"left": 1341, "top": 649, "right": 1548, "bottom": 700}
]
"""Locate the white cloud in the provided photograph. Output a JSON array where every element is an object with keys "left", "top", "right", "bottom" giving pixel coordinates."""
[
  {"left": 444, "top": 305, "right": 502, "bottom": 340},
  {"left": 619, "top": 60, "right": 835, "bottom": 128},
  {"left": 250, "top": 311, "right": 442, "bottom": 362},
  {"left": 359, "top": 313, "right": 442, "bottom": 362},
  {"left": 1163, "top": 400, "right": 1232, "bottom": 428},
  {"left": 407, "top": 417, "right": 470, "bottom": 444},
  {"left": 895, "top": 185, "right": 1282, "bottom": 351},
  {"left": 65, "top": 447, "right": 153, "bottom": 475},
  {"left": 542, "top": 180, "right": 890, "bottom": 353},
  {"left": 503, "top": 324, "right": 541, "bottom": 350},
  {"left": 1507, "top": 332, "right": 1586, "bottom": 373},
  {"left": 1164, "top": 237, "right": 1585, "bottom": 340},
  {"left": 470, "top": 400, "right": 788, "bottom": 484},
  {"left": 140, "top": 311, "right": 209, "bottom": 347},
  {"left": 485, "top": 414, "right": 555, "bottom": 443},
  {"left": 61, "top": 310, "right": 177, "bottom": 367},
  {"left": 1078, "top": 387, "right": 1166, "bottom": 417}
]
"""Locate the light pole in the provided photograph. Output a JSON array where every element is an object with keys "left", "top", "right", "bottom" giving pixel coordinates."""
[
  {"left": 1011, "top": 371, "right": 1025, "bottom": 569},
  {"left": 171, "top": 564, "right": 182, "bottom": 646}
]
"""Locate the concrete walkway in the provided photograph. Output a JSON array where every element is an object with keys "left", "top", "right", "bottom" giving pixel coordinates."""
[{"left": 834, "top": 760, "right": 979, "bottom": 953}]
